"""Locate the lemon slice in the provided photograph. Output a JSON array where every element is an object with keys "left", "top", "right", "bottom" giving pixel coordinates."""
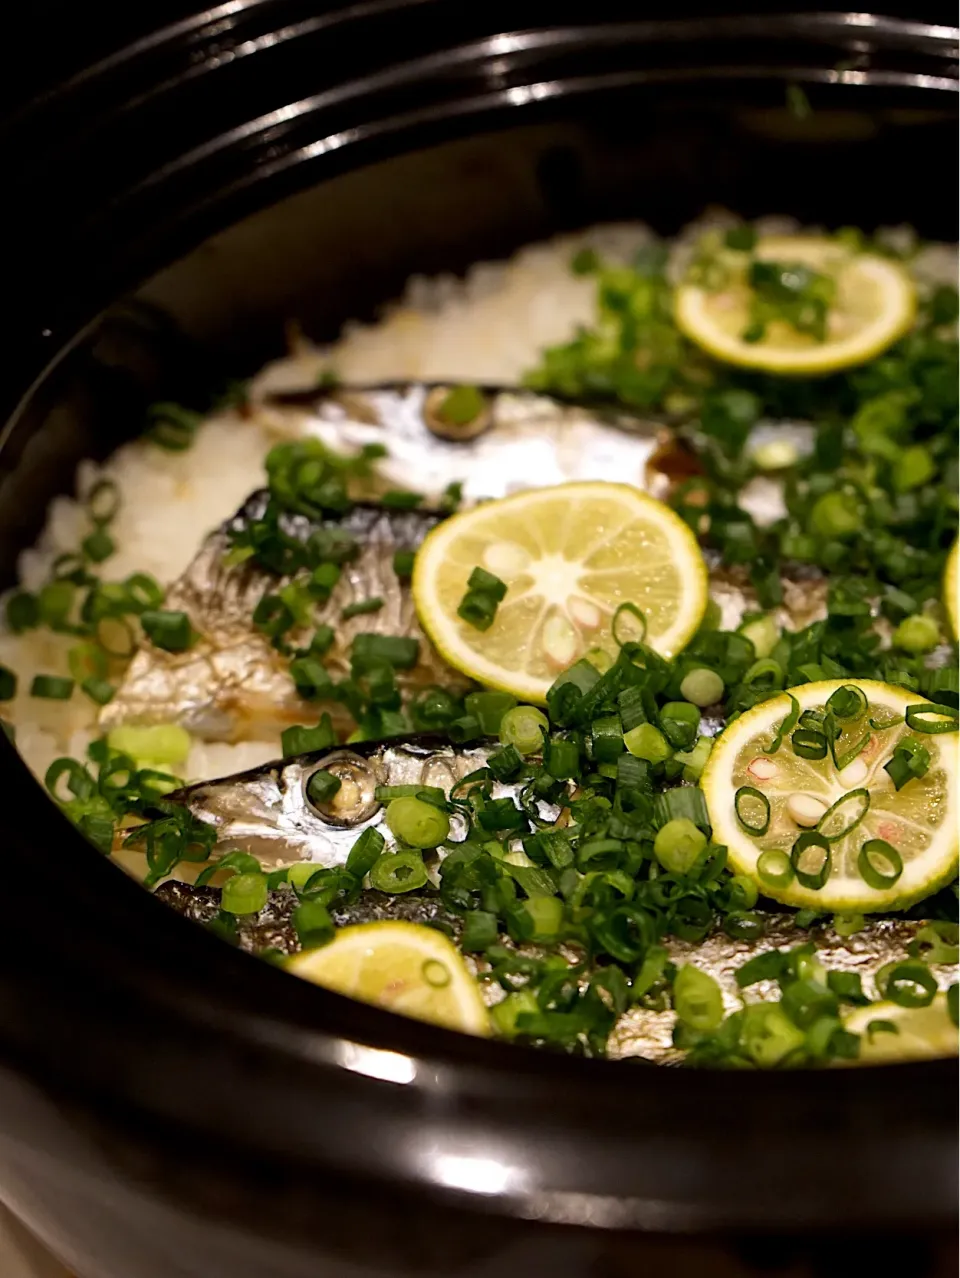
[
  {"left": 701, "top": 680, "right": 959, "bottom": 912},
  {"left": 286, "top": 921, "right": 490, "bottom": 1034},
  {"left": 412, "top": 481, "right": 707, "bottom": 703},
  {"left": 944, "top": 539, "right": 958, "bottom": 640},
  {"left": 843, "top": 995, "right": 958, "bottom": 1065},
  {"left": 675, "top": 236, "right": 916, "bottom": 374}
]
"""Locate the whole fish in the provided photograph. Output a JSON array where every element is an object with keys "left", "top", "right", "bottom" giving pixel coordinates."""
[
  {"left": 102, "top": 386, "right": 826, "bottom": 743},
  {"left": 99, "top": 498, "right": 470, "bottom": 742},
  {"left": 152, "top": 735, "right": 956, "bottom": 1064}
]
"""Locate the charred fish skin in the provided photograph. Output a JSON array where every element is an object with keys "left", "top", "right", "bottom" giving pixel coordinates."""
[
  {"left": 100, "top": 500, "right": 469, "bottom": 742},
  {"left": 166, "top": 736, "right": 498, "bottom": 869}
]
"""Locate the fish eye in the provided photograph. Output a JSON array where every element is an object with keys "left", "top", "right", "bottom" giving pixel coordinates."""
[
  {"left": 303, "top": 752, "right": 381, "bottom": 827},
  {"left": 423, "top": 385, "right": 491, "bottom": 441}
]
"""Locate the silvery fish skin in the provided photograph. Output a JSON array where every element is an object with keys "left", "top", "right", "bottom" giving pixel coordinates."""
[
  {"left": 155, "top": 734, "right": 957, "bottom": 1061},
  {"left": 260, "top": 383, "right": 829, "bottom": 633},
  {"left": 259, "top": 383, "right": 674, "bottom": 506},
  {"left": 99, "top": 498, "right": 470, "bottom": 742},
  {"left": 102, "top": 386, "right": 827, "bottom": 743},
  {"left": 154, "top": 881, "right": 954, "bottom": 1065},
  {"left": 165, "top": 736, "right": 539, "bottom": 869}
]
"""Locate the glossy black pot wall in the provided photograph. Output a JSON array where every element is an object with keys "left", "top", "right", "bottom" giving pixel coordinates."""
[{"left": 0, "top": 7, "right": 957, "bottom": 1278}]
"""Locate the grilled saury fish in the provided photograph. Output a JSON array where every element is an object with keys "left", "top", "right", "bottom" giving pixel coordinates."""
[
  {"left": 156, "top": 736, "right": 958, "bottom": 1064},
  {"left": 102, "top": 386, "right": 827, "bottom": 743}
]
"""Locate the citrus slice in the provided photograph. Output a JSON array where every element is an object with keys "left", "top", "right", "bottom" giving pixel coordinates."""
[
  {"left": 842, "top": 995, "right": 958, "bottom": 1065},
  {"left": 412, "top": 481, "right": 707, "bottom": 703},
  {"left": 944, "top": 539, "right": 958, "bottom": 640},
  {"left": 701, "top": 680, "right": 959, "bottom": 912},
  {"left": 675, "top": 236, "right": 916, "bottom": 374},
  {"left": 286, "top": 921, "right": 490, "bottom": 1034}
]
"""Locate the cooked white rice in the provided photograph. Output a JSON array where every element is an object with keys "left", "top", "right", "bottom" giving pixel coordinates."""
[{"left": 2, "top": 217, "right": 955, "bottom": 793}]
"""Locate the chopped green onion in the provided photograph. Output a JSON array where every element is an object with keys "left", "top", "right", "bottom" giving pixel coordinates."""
[
  {"left": 341, "top": 597, "right": 383, "bottom": 620},
  {"left": 345, "top": 827, "right": 385, "bottom": 879},
  {"left": 392, "top": 550, "right": 415, "bottom": 579},
  {"left": 757, "top": 848, "right": 794, "bottom": 889},
  {"left": 740, "top": 1003, "right": 805, "bottom": 1067},
  {"left": 883, "top": 737, "right": 930, "bottom": 790},
  {"left": 448, "top": 714, "right": 481, "bottom": 743},
  {"left": 5, "top": 591, "right": 39, "bottom": 633},
  {"left": 816, "top": 788, "right": 869, "bottom": 842},
  {"left": 67, "top": 642, "right": 107, "bottom": 683},
  {"left": 909, "top": 922, "right": 959, "bottom": 966},
  {"left": 107, "top": 724, "right": 191, "bottom": 766},
  {"left": 141, "top": 609, "right": 194, "bottom": 652},
  {"left": 612, "top": 602, "right": 647, "bottom": 646},
  {"left": 892, "top": 614, "right": 940, "bottom": 655},
  {"left": 792, "top": 728, "right": 827, "bottom": 760},
  {"left": 461, "top": 910, "right": 498, "bottom": 951},
  {"left": 38, "top": 580, "right": 75, "bottom": 630},
  {"left": 499, "top": 705, "right": 549, "bottom": 755},
  {"left": 948, "top": 985, "right": 958, "bottom": 1028},
  {"left": 0, "top": 665, "right": 16, "bottom": 701},
  {"left": 790, "top": 831, "right": 831, "bottom": 890},
  {"left": 81, "top": 527, "right": 115, "bottom": 564},
  {"left": 147, "top": 402, "right": 201, "bottom": 450},
  {"left": 290, "top": 657, "right": 333, "bottom": 700},
  {"left": 623, "top": 722, "right": 671, "bottom": 763},
  {"left": 309, "top": 562, "right": 341, "bottom": 597},
  {"left": 293, "top": 898, "right": 335, "bottom": 949},
  {"left": 381, "top": 490, "right": 423, "bottom": 510},
  {"left": 94, "top": 616, "right": 136, "bottom": 659},
  {"left": 281, "top": 714, "right": 336, "bottom": 757},
  {"left": 679, "top": 668, "right": 724, "bottom": 708},
  {"left": 490, "top": 989, "right": 539, "bottom": 1037},
  {"left": 85, "top": 478, "right": 120, "bottom": 525},
  {"left": 826, "top": 684, "right": 867, "bottom": 721},
  {"left": 487, "top": 744, "right": 524, "bottom": 782},
  {"left": 653, "top": 786, "right": 709, "bottom": 831},
  {"left": 652, "top": 818, "right": 706, "bottom": 874},
  {"left": 221, "top": 871, "right": 269, "bottom": 916},
  {"left": 857, "top": 839, "right": 903, "bottom": 890},
  {"left": 727, "top": 874, "right": 759, "bottom": 910},
  {"left": 457, "top": 566, "right": 507, "bottom": 632},
  {"left": 659, "top": 701, "right": 700, "bottom": 749},
  {"left": 881, "top": 962, "right": 938, "bottom": 1009},
  {"left": 739, "top": 614, "right": 779, "bottom": 659},
  {"left": 734, "top": 786, "right": 770, "bottom": 836},
  {"left": 590, "top": 714, "right": 624, "bottom": 763},
  {"left": 517, "top": 895, "right": 563, "bottom": 942},
  {"left": 369, "top": 850, "right": 429, "bottom": 893},
  {"left": 465, "top": 690, "right": 516, "bottom": 735},
  {"left": 30, "top": 674, "right": 74, "bottom": 700},
  {"left": 351, "top": 633, "right": 420, "bottom": 670},
  {"left": 673, "top": 734, "right": 713, "bottom": 781},
  {"left": 904, "top": 703, "right": 959, "bottom": 734},
  {"left": 306, "top": 769, "right": 342, "bottom": 805},
  {"left": 385, "top": 796, "right": 450, "bottom": 848},
  {"left": 123, "top": 573, "right": 165, "bottom": 612},
  {"left": 544, "top": 737, "right": 579, "bottom": 780},
  {"left": 673, "top": 964, "right": 724, "bottom": 1032}
]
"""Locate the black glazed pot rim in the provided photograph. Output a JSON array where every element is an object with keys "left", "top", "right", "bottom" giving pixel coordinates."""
[{"left": 0, "top": 5, "right": 957, "bottom": 1236}]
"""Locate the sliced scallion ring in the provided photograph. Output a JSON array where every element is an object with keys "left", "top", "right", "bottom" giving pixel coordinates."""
[
  {"left": 612, "top": 602, "right": 647, "bottom": 647},
  {"left": 734, "top": 785, "right": 771, "bottom": 836},
  {"left": 790, "top": 831, "right": 832, "bottom": 891},
  {"left": 904, "top": 703, "right": 960, "bottom": 734},
  {"left": 86, "top": 478, "right": 121, "bottom": 525},
  {"left": 857, "top": 839, "right": 903, "bottom": 890},
  {"left": 757, "top": 848, "right": 794, "bottom": 888},
  {"left": 816, "top": 788, "right": 870, "bottom": 842},
  {"left": 826, "top": 684, "right": 867, "bottom": 721}
]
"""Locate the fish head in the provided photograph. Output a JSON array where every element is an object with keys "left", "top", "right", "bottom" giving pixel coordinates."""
[{"left": 173, "top": 738, "right": 492, "bottom": 869}]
